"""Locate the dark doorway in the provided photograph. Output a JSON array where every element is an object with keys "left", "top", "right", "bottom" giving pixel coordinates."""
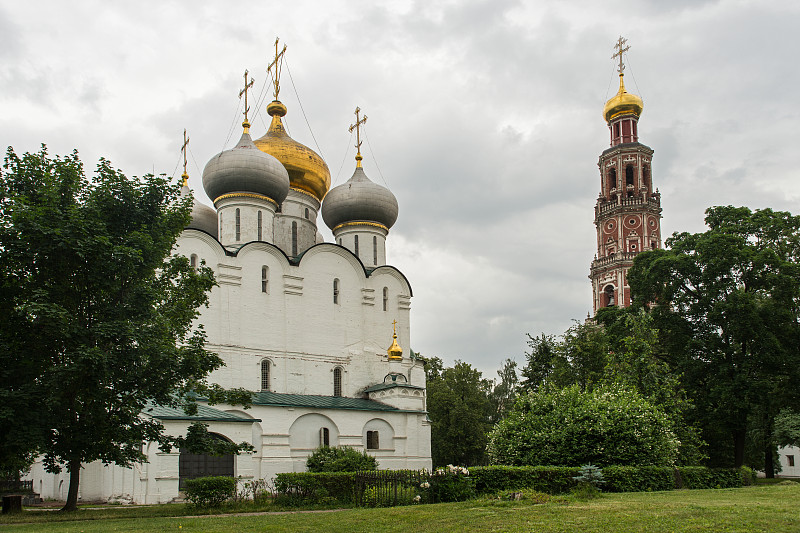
[{"left": 179, "top": 433, "right": 235, "bottom": 489}]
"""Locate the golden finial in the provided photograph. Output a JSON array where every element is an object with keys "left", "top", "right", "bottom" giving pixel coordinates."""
[
  {"left": 348, "top": 106, "right": 368, "bottom": 168},
  {"left": 387, "top": 319, "right": 403, "bottom": 360},
  {"left": 180, "top": 128, "right": 190, "bottom": 187},
  {"left": 267, "top": 37, "right": 288, "bottom": 101},
  {"left": 612, "top": 36, "right": 631, "bottom": 75},
  {"left": 239, "top": 69, "right": 255, "bottom": 133}
]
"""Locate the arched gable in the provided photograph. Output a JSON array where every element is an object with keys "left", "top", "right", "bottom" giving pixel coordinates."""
[{"left": 370, "top": 266, "right": 413, "bottom": 297}]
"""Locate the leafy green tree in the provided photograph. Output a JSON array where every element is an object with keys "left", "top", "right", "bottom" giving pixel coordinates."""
[
  {"left": 306, "top": 445, "right": 378, "bottom": 472},
  {"left": 628, "top": 206, "right": 800, "bottom": 469},
  {"left": 0, "top": 146, "right": 248, "bottom": 511},
  {"left": 487, "top": 385, "right": 679, "bottom": 467},
  {"left": 426, "top": 360, "right": 492, "bottom": 467},
  {"left": 488, "top": 358, "right": 519, "bottom": 424},
  {"left": 520, "top": 334, "right": 556, "bottom": 392}
]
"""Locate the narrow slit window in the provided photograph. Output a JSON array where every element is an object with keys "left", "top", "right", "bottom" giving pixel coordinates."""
[
  {"left": 373, "top": 236, "right": 378, "bottom": 265},
  {"left": 305, "top": 208, "right": 309, "bottom": 219},
  {"left": 333, "top": 278, "right": 340, "bottom": 304},
  {"left": 333, "top": 367, "right": 342, "bottom": 397},
  {"left": 354, "top": 235, "right": 359, "bottom": 257},
  {"left": 383, "top": 287, "right": 388, "bottom": 312},
  {"left": 257, "top": 211, "right": 262, "bottom": 241},
  {"left": 291, "top": 221, "right": 298, "bottom": 256},
  {"left": 261, "top": 360, "right": 270, "bottom": 391},
  {"left": 320, "top": 427, "right": 330, "bottom": 447},
  {"left": 235, "top": 208, "right": 241, "bottom": 241},
  {"left": 190, "top": 254, "right": 198, "bottom": 270},
  {"left": 261, "top": 266, "right": 269, "bottom": 293}
]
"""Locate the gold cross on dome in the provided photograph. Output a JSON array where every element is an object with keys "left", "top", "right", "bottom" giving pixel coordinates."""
[
  {"left": 239, "top": 69, "right": 255, "bottom": 130},
  {"left": 180, "top": 128, "right": 190, "bottom": 186},
  {"left": 348, "top": 106, "right": 368, "bottom": 167},
  {"left": 392, "top": 319, "right": 398, "bottom": 335},
  {"left": 267, "top": 37, "right": 287, "bottom": 100},
  {"left": 612, "top": 36, "right": 630, "bottom": 74}
]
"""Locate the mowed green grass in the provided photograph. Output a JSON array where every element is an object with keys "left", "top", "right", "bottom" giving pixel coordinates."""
[{"left": 2, "top": 484, "right": 798, "bottom": 533}]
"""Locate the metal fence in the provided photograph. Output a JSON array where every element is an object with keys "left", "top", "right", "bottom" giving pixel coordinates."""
[
  {"left": 0, "top": 480, "right": 33, "bottom": 494},
  {"left": 353, "top": 470, "right": 427, "bottom": 507}
]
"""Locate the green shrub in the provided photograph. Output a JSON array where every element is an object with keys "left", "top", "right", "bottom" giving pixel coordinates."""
[
  {"left": 470, "top": 466, "right": 580, "bottom": 494},
  {"left": 273, "top": 472, "right": 356, "bottom": 506},
  {"left": 603, "top": 466, "right": 675, "bottom": 492},
  {"left": 676, "top": 467, "right": 745, "bottom": 489},
  {"left": 306, "top": 446, "right": 378, "bottom": 472},
  {"left": 419, "top": 465, "right": 475, "bottom": 503},
  {"left": 488, "top": 385, "right": 679, "bottom": 467},
  {"left": 183, "top": 476, "right": 237, "bottom": 507}
]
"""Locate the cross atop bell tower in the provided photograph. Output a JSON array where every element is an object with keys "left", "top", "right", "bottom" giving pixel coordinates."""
[
  {"left": 612, "top": 36, "right": 630, "bottom": 74},
  {"left": 267, "top": 37, "right": 287, "bottom": 101},
  {"left": 239, "top": 69, "right": 255, "bottom": 133},
  {"left": 348, "top": 106, "right": 368, "bottom": 168}
]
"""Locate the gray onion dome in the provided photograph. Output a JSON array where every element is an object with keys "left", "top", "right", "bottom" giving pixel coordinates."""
[
  {"left": 181, "top": 184, "right": 218, "bottom": 238},
  {"left": 321, "top": 166, "right": 398, "bottom": 230},
  {"left": 202, "top": 132, "right": 290, "bottom": 204}
]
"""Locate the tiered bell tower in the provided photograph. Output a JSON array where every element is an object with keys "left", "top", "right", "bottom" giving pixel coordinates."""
[{"left": 590, "top": 37, "right": 662, "bottom": 314}]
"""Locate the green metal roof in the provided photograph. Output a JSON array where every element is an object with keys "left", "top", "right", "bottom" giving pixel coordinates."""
[
  {"left": 251, "top": 391, "right": 425, "bottom": 413},
  {"left": 144, "top": 402, "right": 259, "bottom": 423},
  {"left": 362, "top": 382, "right": 425, "bottom": 393}
]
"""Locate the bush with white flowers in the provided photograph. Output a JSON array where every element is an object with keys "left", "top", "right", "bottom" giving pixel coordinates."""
[{"left": 418, "top": 464, "right": 475, "bottom": 503}]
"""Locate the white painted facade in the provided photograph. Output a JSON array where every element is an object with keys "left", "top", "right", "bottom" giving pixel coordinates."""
[{"left": 28, "top": 104, "right": 432, "bottom": 503}]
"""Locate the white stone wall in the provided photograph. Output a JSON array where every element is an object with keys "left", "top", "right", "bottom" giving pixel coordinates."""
[
  {"left": 216, "top": 197, "right": 277, "bottom": 246},
  {"left": 333, "top": 224, "right": 389, "bottom": 267}
]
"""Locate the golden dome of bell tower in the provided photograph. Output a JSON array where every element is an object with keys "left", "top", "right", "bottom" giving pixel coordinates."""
[{"left": 253, "top": 39, "right": 331, "bottom": 202}]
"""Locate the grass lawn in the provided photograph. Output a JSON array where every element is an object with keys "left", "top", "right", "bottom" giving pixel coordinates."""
[{"left": 1, "top": 484, "right": 798, "bottom": 532}]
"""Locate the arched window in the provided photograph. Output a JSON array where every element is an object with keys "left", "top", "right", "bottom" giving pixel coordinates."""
[
  {"left": 291, "top": 221, "right": 298, "bottom": 256},
  {"left": 333, "top": 367, "right": 342, "bottom": 397},
  {"left": 608, "top": 169, "right": 617, "bottom": 191},
  {"left": 257, "top": 211, "right": 262, "bottom": 241},
  {"left": 366, "top": 431, "right": 379, "bottom": 450},
  {"left": 235, "top": 208, "right": 241, "bottom": 241},
  {"left": 304, "top": 208, "right": 309, "bottom": 220},
  {"left": 261, "top": 360, "right": 270, "bottom": 391},
  {"left": 383, "top": 287, "right": 388, "bottom": 312},
  {"left": 354, "top": 235, "right": 359, "bottom": 257},
  {"left": 642, "top": 165, "right": 650, "bottom": 191},
  {"left": 338, "top": 238, "right": 342, "bottom": 246},
  {"left": 219, "top": 212, "right": 223, "bottom": 237},
  {"left": 333, "top": 278, "right": 340, "bottom": 304},
  {"left": 261, "top": 266, "right": 269, "bottom": 293},
  {"left": 604, "top": 285, "right": 616, "bottom": 307},
  {"left": 614, "top": 122, "right": 620, "bottom": 138},
  {"left": 320, "top": 427, "right": 330, "bottom": 447},
  {"left": 373, "top": 236, "right": 378, "bottom": 265},
  {"left": 625, "top": 165, "right": 634, "bottom": 187},
  {"left": 190, "top": 254, "right": 198, "bottom": 270}
]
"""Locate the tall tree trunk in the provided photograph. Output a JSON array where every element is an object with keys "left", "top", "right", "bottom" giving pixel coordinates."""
[
  {"left": 60, "top": 460, "right": 81, "bottom": 512},
  {"left": 733, "top": 429, "right": 746, "bottom": 468},
  {"left": 764, "top": 442, "right": 775, "bottom": 478}
]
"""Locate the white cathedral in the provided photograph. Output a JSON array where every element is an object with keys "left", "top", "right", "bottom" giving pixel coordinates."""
[{"left": 29, "top": 70, "right": 432, "bottom": 504}]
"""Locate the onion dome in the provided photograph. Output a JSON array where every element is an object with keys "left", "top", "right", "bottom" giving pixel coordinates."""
[
  {"left": 603, "top": 74, "right": 643, "bottom": 123},
  {"left": 253, "top": 101, "right": 331, "bottom": 202},
  {"left": 180, "top": 178, "right": 218, "bottom": 238},
  {"left": 202, "top": 129, "right": 290, "bottom": 206},
  {"left": 387, "top": 322, "right": 403, "bottom": 361},
  {"left": 321, "top": 166, "right": 399, "bottom": 231}
]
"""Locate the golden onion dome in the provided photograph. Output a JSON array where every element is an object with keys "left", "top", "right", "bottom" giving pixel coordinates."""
[
  {"left": 253, "top": 100, "right": 331, "bottom": 202},
  {"left": 387, "top": 322, "right": 403, "bottom": 361},
  {"left": 603, "top": 74, "right": 644, "bottom": 123}
]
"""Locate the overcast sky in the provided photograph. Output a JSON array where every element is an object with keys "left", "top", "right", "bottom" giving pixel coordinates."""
[{"left": 2, "top": 1, "right": 798, "bottom": 379}]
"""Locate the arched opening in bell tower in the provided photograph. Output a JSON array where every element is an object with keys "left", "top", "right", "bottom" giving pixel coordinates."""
[
  {"left": 607, "top": 169, "right": 617, "bottom": 193},
  {"left": 604, "top": 285, "right": 616, "bottom": 307}
]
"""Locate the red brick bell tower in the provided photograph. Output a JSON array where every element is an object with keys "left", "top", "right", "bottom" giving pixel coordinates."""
[{"left": 590, "top": 37, "right": 662, "bottom": 314}]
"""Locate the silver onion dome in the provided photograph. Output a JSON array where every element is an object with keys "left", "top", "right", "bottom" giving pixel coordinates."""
[
  {"left": 181, "top": 184, "right": 219, "bottom": 238},
  {"left": 202, "top": 132, "right": 290, "bottom": 205},
  {"left": 321, "top": 166, "right": 399, "bottom": 230}
]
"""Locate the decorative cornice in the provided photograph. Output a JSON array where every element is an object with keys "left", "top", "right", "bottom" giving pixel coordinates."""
[
  {"left": 332, "top": 221, "right": 389, "bottom": 233},
  {"left": 213, "top": 192, "right": 278, "bottom": 207}
]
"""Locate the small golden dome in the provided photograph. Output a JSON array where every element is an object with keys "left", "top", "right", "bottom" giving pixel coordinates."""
[
  {"left": 253, "top": 100, "right": 331, "bottom": 201},
  {"left": 387, "top": 321, "right": 403, "bottom": 361},
  {"left": 603, "top": 74, "right": 643, "bottom": 123}
]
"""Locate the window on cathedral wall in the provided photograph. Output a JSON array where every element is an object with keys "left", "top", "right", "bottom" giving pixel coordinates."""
[
  {"left": 333, "top": 278, "right": 340, "bottom": 304},
  {"left": 257, "top": 211, "right": 262, "bottom": 241},
  {"left": 608, "top": 168, "right": 617, "bottom": 191},
  {"left": 190, "top": 254, "right": 198, "bottom": 270},
  {"left": 219, "top": 212, "right": 223, "bottom": 236},
  {"left": 625, "top": 165, "right": 634, "bottom": 187},
  {"left": 366, "top": 431, "right": 379, "bottom": 450},
  {"left": 235, "top": 208, "right": 241, "bottom": 241},
  {"left": 373, "top": 236, "right": 378, "bottom": 265},
  {"left": 261, "top": 266, "right": 269, "bottom": 293},
  {"left": 261, "top": 360, "right": 271, "bottom": 391},
  {"left": 354, "top": 235, "right": 359, "bottom": 257},
  {"left": 291, "top": 221, "right": 298, "bottom": 256},
  {"left": 788, "top": 455, "right": 795, "bottom": 467},
  {"left": 320, "top": 427, "right": 330, "bottom": 447},
  {"left": 383, "top": 287, "right": 389, "bottom": 312},
  {"left": 614, "top": 122, "right": 620, "bottom": 138},
  {"left": 333, "top": 367, "right": 342, "bottom": 397},
  {"left": 305, "top": 208, "right": 309, "bottom": 220}
]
